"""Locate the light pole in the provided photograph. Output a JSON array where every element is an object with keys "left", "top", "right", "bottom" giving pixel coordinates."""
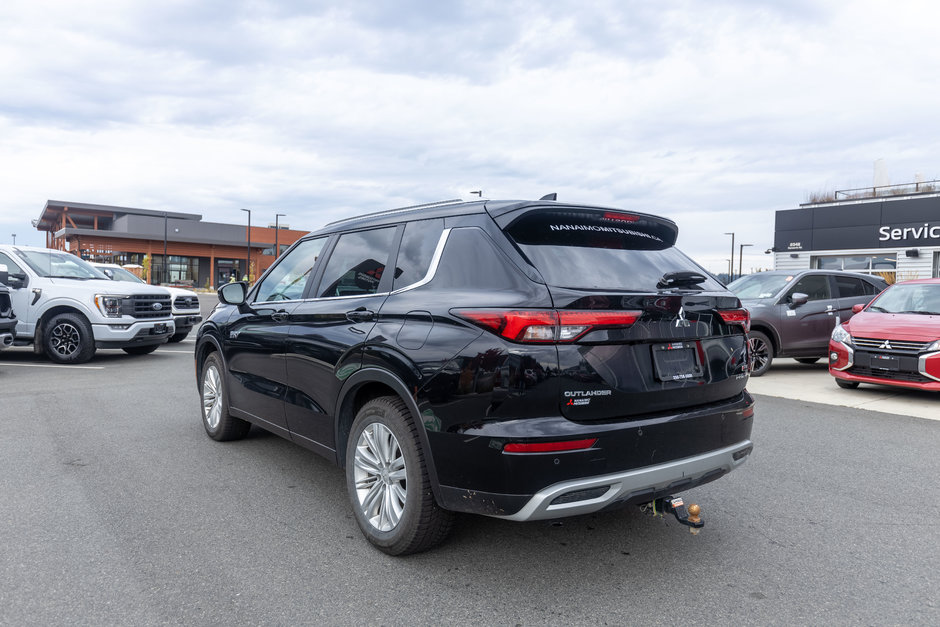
[
  {"left": 724, "top": 232, "right": 735, "bottom": 281},
  {"left": 163, "top": 212, "right": 168, "bottom": 285},
  {"left": 274, "top": 213, "right": 286, "bottom": 258},
  {"left": 738, "top": 243, "right": 753, "bottom": 278},
  {"left": 240, "top": 208, "right": 251, "bottom": 281},
  {"left": 11, "top": 234, "right": 15, "bottom": 245}
]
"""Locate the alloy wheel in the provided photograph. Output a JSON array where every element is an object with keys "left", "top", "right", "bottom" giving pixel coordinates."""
[
  {"left": 202, "top": 364, "right": 223, "bottom": 429},
  {"left": 50, "top": 322, "right": 80, "bottom": 357},
  {"left": 353, "top": 422, "right": 407, "bottom": 532},
  {"left": 749, "top": 336, "right": 770, "bottom": 373}
]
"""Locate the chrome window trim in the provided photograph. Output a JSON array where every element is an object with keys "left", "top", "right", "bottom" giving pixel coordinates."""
[
  {"left": 390, "top": 228, "right": 452, "bottom": 295},
  {"left": 251, "top": 227, "right": 452, "bottom": 305}
]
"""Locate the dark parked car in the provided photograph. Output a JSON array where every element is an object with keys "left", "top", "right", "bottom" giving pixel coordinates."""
[
  {"left": 728, "top": 270, "right": 888, "bottom": 376},
  {"left": 195, "top": 198, "right": 755, "bottom": 554}
]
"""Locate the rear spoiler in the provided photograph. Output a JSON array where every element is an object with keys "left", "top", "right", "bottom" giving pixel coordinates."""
[{"left": 487, "top": 202, "right": 679, "bottom": 249}]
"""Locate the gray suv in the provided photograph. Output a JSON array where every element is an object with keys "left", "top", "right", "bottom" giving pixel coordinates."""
[{"left": 728, "top": 270, "right": 888, "bottom": 376}]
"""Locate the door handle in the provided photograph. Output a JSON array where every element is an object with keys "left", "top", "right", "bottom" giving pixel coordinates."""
[
  {"left": 271, "top": 311, "right": 290, "bottom": 322},
  {"left": 346, "top": 308, "right": 376, "bottom": 323}
]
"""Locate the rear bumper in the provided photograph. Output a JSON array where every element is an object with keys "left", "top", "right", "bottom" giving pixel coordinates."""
[
  {"left": 489, "top": 440, "right": 752, "bottom": 521},
  {"left": 429, "top": 391, "right": 755, "bottom": 518}
]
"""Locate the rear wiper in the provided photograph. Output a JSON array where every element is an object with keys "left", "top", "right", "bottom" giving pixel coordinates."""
[{"left": 657, "top": 271, "right": 707, "bottom": 290}]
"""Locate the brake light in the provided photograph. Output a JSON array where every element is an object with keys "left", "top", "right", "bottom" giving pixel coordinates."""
[
  {"left": 453, "top": 309, "right": 641, "bottom": 343},
  {"left": 603, "top": 211, "right": 639, "bottom": 222},
  {"left": 718, "top": 308, "right": 750, "bottom": 333},
  {"left": 503, "top": 438, "right": 598, "bottom": 453}
]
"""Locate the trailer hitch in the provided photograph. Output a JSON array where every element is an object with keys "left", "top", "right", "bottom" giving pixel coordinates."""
[{"left": 645, "top": 496, "right": 704, "bottom": 534}]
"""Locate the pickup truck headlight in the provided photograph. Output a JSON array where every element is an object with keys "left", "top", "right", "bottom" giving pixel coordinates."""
[
  {"left": 926, "top": 340, "right": 940, "bottom": 352},
  {"left": 831, "top": 324, "right": 852, "bottom": 345},
  {"left": 95, "top": 294, "right": 125, "bottom": 318}
]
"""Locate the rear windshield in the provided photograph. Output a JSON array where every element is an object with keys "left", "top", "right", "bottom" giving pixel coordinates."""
[{"left": 504, "top": 210, "right": 722, "bottom": 291}]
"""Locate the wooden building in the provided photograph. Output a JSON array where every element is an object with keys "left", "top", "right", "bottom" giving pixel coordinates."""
[{"left": 33, "top": 200, "right": 307, "bottom": 288}]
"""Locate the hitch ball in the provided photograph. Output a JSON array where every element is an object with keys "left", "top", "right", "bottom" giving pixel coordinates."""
[{"left": 687, "top": 503, "right": 702, "bottom": 535}]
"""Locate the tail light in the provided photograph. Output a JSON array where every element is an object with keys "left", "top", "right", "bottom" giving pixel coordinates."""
[
  {"left": 718, "top": 308, "right": 750, "bottom": 333},
  {"left": 452, "top": 309, "right": 641, "bottom": 343}
]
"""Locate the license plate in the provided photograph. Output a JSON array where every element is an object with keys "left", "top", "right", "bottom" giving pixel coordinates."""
[
  {"left": 652, "top": 342, "right": 703, "bottom": 381},
  {"left": 153, "top": 323, "right": 168, "bottom": 334},
  {"left": 871, "top": 354, "right": 899, "bottom": 370}
]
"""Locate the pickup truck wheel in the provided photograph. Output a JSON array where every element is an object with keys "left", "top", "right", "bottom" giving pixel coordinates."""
[
  {"left": 836, "top": 379, "right": 860, "bottom": 389},
  {"left": 747, "top": 330, "right": 773, "bottom": 377},
  {"left": 795, "top": 357, "right": 820, "bottom": 365},
  {"left": 346, "top": 396, "right": 454, "bottom": 555},
  {"left": 123, "top": 344, "right": 160, "bottom": 355},
  {"left": 167, "top": 330, "right": 189, "bottom": 343},
  {"left": 44, "top": 312, "right": 96, "bottom": 364},
  {"left": 200, "top": 352, "right": 250, "bottom": 441}
]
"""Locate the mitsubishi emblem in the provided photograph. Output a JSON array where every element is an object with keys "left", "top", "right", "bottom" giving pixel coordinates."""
[
  {"left": 878, "top": 340, "right": 892, "bottom": 350},
  {"left": 675, "top": 307, "right": 690, "bottom": 328}
]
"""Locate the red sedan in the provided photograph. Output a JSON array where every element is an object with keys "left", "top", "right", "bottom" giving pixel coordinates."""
[{"left": 829, "top": 278, "right": 940, "bottom": 391}]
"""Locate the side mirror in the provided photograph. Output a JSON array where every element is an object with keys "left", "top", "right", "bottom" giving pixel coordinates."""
[
  {"left": 218, "top": 281, "right": 248, "bottom": 306},
  {"left": 789, "top": 292, "right": 809, "bottom": 308},
  {"left": 852, "top": 304, "right": 865, "bottom": 314},
  {"left": 102, "top": 268, "right": 114, "bottom": 279},
  {"left": 7, "top": 273, "right": 27, "bottom": 289}
]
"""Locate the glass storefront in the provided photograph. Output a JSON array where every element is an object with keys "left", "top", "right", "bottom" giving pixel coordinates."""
[{"left": 813, "top": 254, "right": 897, "bottom": 283}]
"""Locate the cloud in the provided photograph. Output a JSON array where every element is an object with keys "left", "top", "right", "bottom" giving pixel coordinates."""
[{"left": 1, "top": 0, "right": 938, "bottom": 267}]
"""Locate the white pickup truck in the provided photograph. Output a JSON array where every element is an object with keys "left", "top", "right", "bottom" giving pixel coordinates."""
[{"left": 0, "top": 245, "right": 175, "bottom": 364}]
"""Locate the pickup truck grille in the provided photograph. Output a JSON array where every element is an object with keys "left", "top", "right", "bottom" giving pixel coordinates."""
[
  {"left": 0, "top": 290, "right": 11, "bottom": 317},
  {"left": 122, "top": 294, "right": 172, "bottom": 319},
  {"left": 852, "top": 337, "right": 932, "bottom": 352},
  {"left": 173, "top": 295, "right": 199, "bottom": 310}
]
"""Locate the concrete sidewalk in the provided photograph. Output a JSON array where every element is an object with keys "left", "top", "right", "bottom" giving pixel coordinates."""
[{"left": 746, "top": 358, "right": 939, "bottom": 421}]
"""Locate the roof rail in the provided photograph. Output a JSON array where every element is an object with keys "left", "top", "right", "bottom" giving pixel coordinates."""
[{"left": 325, "top": 198, "right": 466, "bottom": 227}]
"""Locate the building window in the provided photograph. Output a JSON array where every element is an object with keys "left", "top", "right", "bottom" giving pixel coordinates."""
[{"left": 813, "top": 254, "right": 897, "bottom": 284}]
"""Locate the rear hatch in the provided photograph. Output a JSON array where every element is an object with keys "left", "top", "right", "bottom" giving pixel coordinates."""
[{"left": 492, "top": 204, "right": 750, "bottom": 421}]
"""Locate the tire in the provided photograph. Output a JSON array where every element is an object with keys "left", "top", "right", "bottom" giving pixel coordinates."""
[
  {"left": 795, "top": 357, "right": 820, "bottom": 365},
  {"left": 346, "top": 396, "right": 454, "bottom": 556},
  {"left": 200, "top": 352, "right": 251, "bottom": 441},
  {"left": 167, "top": 330, "right": 189, "bottom": 343},
  {"left": 747, "top": 330, "right": 773, "bottom": 377},
  {"left": 122, "top": 344, "right": 160, "bottom": 356},
  {"left": 836, "top": 379, "right": 859, "bottom": 389},
  {"left": 44, "top": 312, "right": 96, "bottom": 364}
]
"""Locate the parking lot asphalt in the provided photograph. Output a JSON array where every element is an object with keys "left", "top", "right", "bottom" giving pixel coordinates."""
[{"left": 746, "top": 358, "right": 939, "bottom": 422}]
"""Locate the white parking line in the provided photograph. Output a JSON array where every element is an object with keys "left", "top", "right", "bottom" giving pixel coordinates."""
[
  {"left": 0, "top": 362, "right": 104, "bottom": 369},
  {"left": 158, "top": 350, "right": 195, "bottom": 354}
]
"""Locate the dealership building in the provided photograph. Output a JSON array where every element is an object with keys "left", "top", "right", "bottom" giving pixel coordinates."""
[
  {"left": 33, "top": 200, "right": 307, "bottom": 288},
  {"left": 772, "top": 184, "right": 940, "bottom": 283}
]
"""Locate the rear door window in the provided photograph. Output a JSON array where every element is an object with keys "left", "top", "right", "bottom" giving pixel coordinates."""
[
  {"left": 503, "top": 209, "right": 722, "bottom": 291},
  {"left": 833, "top": 275, "right": 867, "bottom": 298},
  {"left": 317, "top": 227, "right": 398, "bottom": 298},
  {"left": 392, "top": 218, "right": 444, "bottom": 290}
]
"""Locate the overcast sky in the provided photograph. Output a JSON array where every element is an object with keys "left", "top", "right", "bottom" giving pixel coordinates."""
[{"left": 1, "top": 0, "right": 938, "bottom": 274}]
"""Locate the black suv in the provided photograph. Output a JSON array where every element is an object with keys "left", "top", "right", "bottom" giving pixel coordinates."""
[{"left": 195, "top": 199, "right": 755, "bottom": 554}]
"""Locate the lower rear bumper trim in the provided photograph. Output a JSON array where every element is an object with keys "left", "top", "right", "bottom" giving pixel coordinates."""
[{"left": 492, "top": 440, "right": 753, "bottom": 522}]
